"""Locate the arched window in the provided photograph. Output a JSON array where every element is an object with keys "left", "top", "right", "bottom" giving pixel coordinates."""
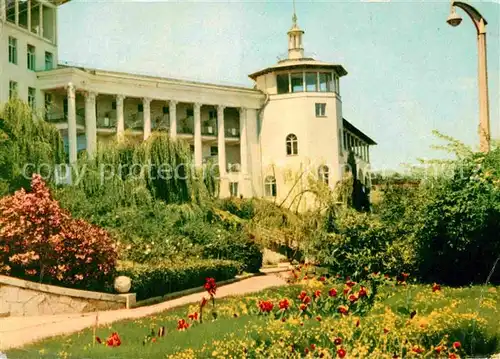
[
  {"left": 264, "top": 176, "right": 277, "bottom": 197},
  {"left": 286, "top": 134, "right": 298, "bottom": 156},
  {"left": 318, "top": 165, "right": 329, "bottom": 185}
]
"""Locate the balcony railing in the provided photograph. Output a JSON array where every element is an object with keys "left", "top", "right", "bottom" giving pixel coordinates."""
[
  {"left": 178, "top": 116, "right": 194, "bottom": 134},
  {"left": 97, "top": 117, "right": 116, "bottom": 129},
  {"left": 227, "top": 163, "right": 241, "bottom": 173},
  {"left": 45, "top": 112, "right": 85, "bottom": 126},
  {"left": 201, "top": 125, "right": 217, "bottom": 136},
  {"left": 225, "top": 127, "right": 240, "bottom": 138},
  {"left": 152, "top": 117, "right": 169, "bottom": 132},
  {"left": 125, "top": 113, "right": 144, "bottom": 131}
]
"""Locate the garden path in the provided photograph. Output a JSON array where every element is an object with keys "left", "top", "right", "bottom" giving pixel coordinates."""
[{"left": 0, "top": 272, "right": 287, "bottom": 351}]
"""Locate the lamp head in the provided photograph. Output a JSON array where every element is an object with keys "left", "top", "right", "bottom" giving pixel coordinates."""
[{"left": 447, "top": 9, "right": 463, "bottom": 27}]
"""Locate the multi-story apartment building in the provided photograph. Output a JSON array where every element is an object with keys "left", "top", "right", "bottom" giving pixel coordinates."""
[{"left": 1, "top": 1, "right": 375, "bottom": 210}]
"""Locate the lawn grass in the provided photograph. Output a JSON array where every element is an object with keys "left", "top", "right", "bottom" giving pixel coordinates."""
[{"left": 6, "top": 282, "right": 499, "bottom": 359}]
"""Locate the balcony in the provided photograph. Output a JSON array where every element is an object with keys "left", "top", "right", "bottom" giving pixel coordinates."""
[
  {"left": 125, "top": 113, "right": 144, "bottom": 131},
  {"left": 97, "top": 116, "right": 116, "bottom": 129},
  {"left": 45, "top": 112, "right": 85, "bottom": 127},
  {"left": 225, "top": 127, "right": 240, "bottom": 138},
  {"left": 227, "top": 163, "right": 241, "bottom": 173},
  {"left": 201, "top": 124, "right": 217, "bottom": 136},
  {"left": 152, "top": 116, "right": 169, "bottom": 132},
  {"left": 178, "top": 116, "right": 194, "bottom": 135}
]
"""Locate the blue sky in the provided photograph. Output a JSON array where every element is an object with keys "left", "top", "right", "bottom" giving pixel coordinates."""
[{"left": 58, "top": 0, "right": 499, "bottom": 170}]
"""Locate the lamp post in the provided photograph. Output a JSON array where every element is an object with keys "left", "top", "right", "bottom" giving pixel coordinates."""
[{"left": 447, "top": 1, "right": 491, "bottom": 153}]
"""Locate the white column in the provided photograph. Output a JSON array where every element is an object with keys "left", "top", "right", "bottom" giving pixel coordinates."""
[
  {"left": 14, "top": 0, "right": 18, "bottom": 24},
  {"left": 194, "top": 103, "right": 202, "bottom": 167},
  {"left": 66, "top": 83, "right": 77, "bottom": 163},
  {"left": 27, "top": 0, "right": 31, "bottom": 31},
  {"left": 239, "top": 107, "right": 248, "bottom": 197},
  {"left": 53, "top": 6, "right": 57, "bottom": 45},
  {"left": 0, "top": 0, "right": 5, "bottom": 21},
  {"left": 85, "top": 91, "right": 97, "bottom": 157},
  {"left": 169, "top": 100, "right": 177, "bottom": 139},
  {"left": 39, "top": 2, "right": 43, "bottom": 37},
  {"left": 116, "top": 95, "right": 125, "bottom": 140},
  {"left": 217, "top": 105, "right": 229, "bottom": 197},
  {"left": 143, "top": 98, "right": 152, "bottom": 140}
]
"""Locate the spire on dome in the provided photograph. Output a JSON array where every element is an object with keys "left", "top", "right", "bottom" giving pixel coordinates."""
[{"left": 287, "top": 1, "right": 304, "bottom": 59}]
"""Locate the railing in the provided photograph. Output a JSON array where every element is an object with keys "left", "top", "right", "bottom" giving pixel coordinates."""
[
  {"left": 125, "top": 113, "right": 144, "bottom": 131},
  {"left": 152, "top": 117, "right": 169, "bottom": 132},
  {"left": 227, "top": 163, "right": 241, "bottom": 173},
  {"left": 45, "top": 112, "right": 85, "bottom": 126},
  {"left": 97, "top": 117, "right": 115, "bottom": 129},
  {"left": 225, "top": 127, "right": 240, "bottom": 138},
  {"left": 201, "top": 125, "right": 217, "bottom": 136},
  {"left": 178, "top": 116, "right": 194, "bottom": 134}
]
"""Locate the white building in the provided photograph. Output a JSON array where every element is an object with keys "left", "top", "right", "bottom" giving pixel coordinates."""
[{"left": 1, "top": 1, "right": 375, "bottom": 210}]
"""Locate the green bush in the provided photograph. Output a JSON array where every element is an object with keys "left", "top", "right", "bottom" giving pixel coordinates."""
[
  {"left": 178, "top": 218, "right": 263, "bottom": 273},
  {"left": 202, "top": 233, "right": 263, "bottom": 273},
  {"left": 416, "top": 148, "right": 500, "bottom": 285},
  {"left": 306, "top": 208, "right": 417, "bottom": 279},
  {"left": 118, "top": 259, "right": 241, "bottom": 300},
  {"left": 217, "top": 198, "right": 255, "bottom": 220},
  {"left": 0, "top": 99, "right": 65, "bottom": 195}
]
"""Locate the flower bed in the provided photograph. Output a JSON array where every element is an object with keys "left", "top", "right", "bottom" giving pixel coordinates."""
[{"left": 7, "top": 267, "right": 499, "bottom": 359}]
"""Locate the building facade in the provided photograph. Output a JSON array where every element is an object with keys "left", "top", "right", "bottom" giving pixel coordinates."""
[{"left": 1, "top": 1, "right": 375, "bottom": 210}]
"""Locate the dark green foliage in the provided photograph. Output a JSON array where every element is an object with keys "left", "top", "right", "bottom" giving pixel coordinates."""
[
  {"left": 306, "top": 209, "right": 416, "bottom": 279},
  {"left": 177, "top": 215, "right": 263, "bottom": 273},
  {"left": 0, "top": 99, "right": 65, "bottom": 195},
  {"left": 217, "top": 198, "right": 256, "bottom": 220},
  {"left": 118, "top": 259, "right": 240, "bottom": 300},
  {"left": 202, "top": 234, "right": 263, "bottom": 273},
  {"left": 416, "top": 148, "right": 500, "bottom": 285}
]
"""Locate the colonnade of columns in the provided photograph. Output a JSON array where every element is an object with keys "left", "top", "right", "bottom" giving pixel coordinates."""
[
  {"left": 64, "top": 84, "right": 249, "bottom": 195},
  {"left": 344, "top": 130, "right": 370, "bottom": 163}
]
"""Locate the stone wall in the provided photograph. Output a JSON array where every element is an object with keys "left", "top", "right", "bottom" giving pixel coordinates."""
[{"left": 0, "top": 275, "right": 135, "bottom": 317}]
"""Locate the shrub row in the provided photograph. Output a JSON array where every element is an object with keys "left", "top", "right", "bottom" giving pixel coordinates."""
[{"left": 118, "top": 259, "right": 241, "bottom": 301}]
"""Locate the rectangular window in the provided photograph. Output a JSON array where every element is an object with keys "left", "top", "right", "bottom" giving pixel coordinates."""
[
  {"left": 8, "top": 37, "right": 17, "bottom": 64},
  {"left": 208, "top": 110, "right": 216, "bottom": 120},
  {"left": 186, "top": 108, "right": 194, "bottom": 117},
  {"left": 7, "top": 0, "right": 16, "bottom": 23},
  {"left": 28, "top": 87, "right": 36, "bottom": 109},
  {"left": 291, "top": 73, "right": 304, "bottom": 92},
  {"left": 162, "top": 106, "right": 169, "bottom": 114},
  {"left": 111, "top": 101, "right": 117, "bottom": 110},
  {"left": 229, "top": 182, "right": 239, "bottom": 197},
  {"left": 18, "top": 0, "right": 28, "bottom": 28},
  {"left": 27, "top": 45, "right": 36, "bottom": 71},
  {"left": 277, "top": 74, "right": 290, "bottom": 94},
  {"left": 319, "top": 73, "right": 333, "bottom": 92},
  {"left": 315, "top": 103, "right": 326, "bottom": 117},
  {"left": 210, "top": 146, "right": 218, "bottom": 157},
  {"left": 45, "top": 52, "right": 53, "bottom": 70},
  {"left": 138, "top": 104, "right": 144, "bottom": 112},
  {"left": 305, "top": 72, "right": 317, "bottom": 92},
  {"left": 9, "top": 81, "right": 18, "bottom": 98}
]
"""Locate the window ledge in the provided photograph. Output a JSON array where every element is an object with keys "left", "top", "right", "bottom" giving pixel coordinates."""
[
  {"left": 316, "top": 115, "right": 327, "bottom": 118},
  {"left": 286, "top": 154, "right": 299, "bottom": 157}
]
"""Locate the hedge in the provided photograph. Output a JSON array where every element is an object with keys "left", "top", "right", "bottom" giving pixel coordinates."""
[{"left": 117, "top": 259, "right": 241, "bottom": 301}]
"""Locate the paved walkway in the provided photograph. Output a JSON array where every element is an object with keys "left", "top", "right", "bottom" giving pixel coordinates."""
[{"left": 0, "top": 273, "right": 287, "bottom": 351}]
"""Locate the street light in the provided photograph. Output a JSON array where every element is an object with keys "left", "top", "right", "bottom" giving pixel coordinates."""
[{"left": 447, "top": 1, "right": 491, "bottom": 153}]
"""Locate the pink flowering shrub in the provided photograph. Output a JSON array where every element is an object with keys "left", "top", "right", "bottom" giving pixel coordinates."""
[{"left": 0, "top": 174, "right": 117, "bottom": 290}]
